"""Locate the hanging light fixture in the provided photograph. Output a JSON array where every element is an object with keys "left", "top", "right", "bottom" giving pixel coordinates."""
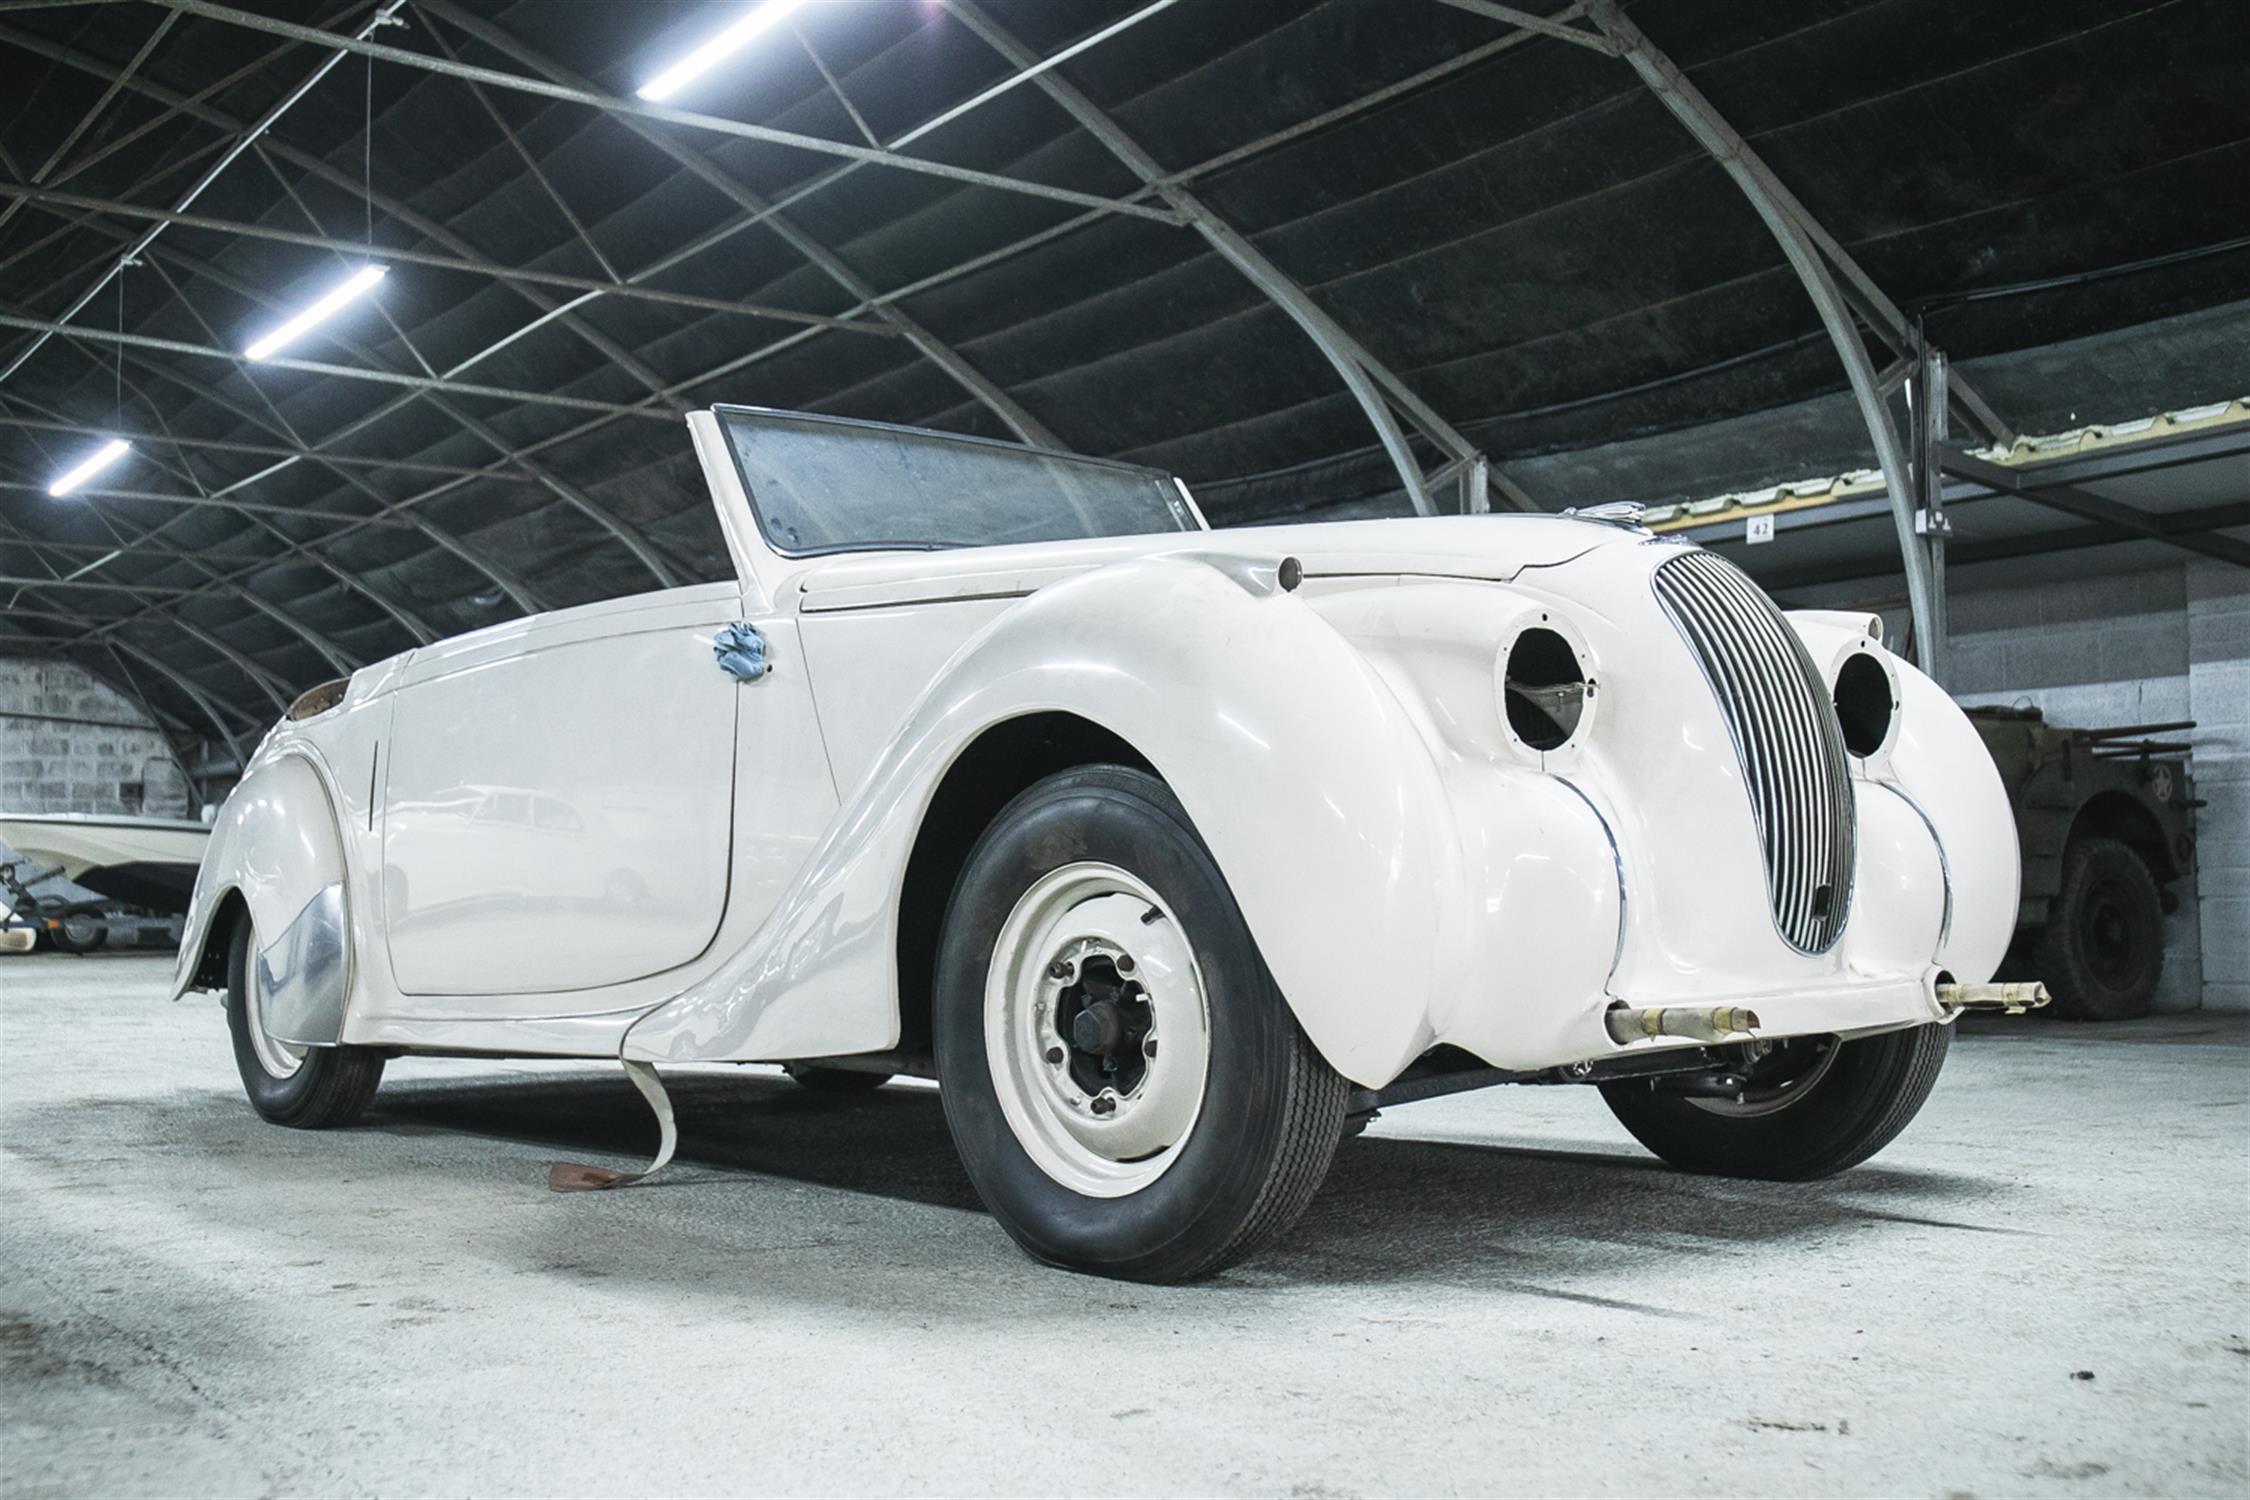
[
  {"left": 243, "top": 264, "right": 388, "bottom": 362},
  {"left": 637, "top": 0, "right": 806, "bottom": 102},
  {"left": 47, "top": 438, "right": 132, "bottom": 497}
]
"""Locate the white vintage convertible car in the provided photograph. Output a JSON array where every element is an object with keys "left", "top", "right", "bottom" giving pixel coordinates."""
[{"left": 175, "top": 406, "right": 2036, "bottom": 1281}]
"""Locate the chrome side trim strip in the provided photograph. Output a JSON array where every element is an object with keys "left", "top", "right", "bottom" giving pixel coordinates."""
[
  {"left": 256, "top": 881, "right": 351, "bottom": 1047},
  {"left": 1878, "top": 780, "right": 1954, "bottom": 949},
  {"left": 1555, "top": 776, "right": 1628, "bottom": 986}
]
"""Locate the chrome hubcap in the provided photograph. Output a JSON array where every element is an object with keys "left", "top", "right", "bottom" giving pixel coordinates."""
[{"left": 985, "top": 862, "right": 1210, "bottom": 1197}]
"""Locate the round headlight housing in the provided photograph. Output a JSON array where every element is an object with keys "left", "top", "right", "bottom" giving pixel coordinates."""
[
  {"left": 1832, "top": 651, "right": 1895, "bottom": 758},
  {"left": 1502, "top": 626, "right": 1589, "bottom": 751}
]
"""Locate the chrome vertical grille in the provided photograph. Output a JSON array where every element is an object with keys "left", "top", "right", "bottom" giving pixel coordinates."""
[{"left": 1652, "top": 550, "right": 1854, "bottom": 953}]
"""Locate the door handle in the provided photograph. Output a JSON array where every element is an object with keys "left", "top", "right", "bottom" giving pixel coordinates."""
[{"left": 713, "top": 621, "right": 770, "bottom": 682}]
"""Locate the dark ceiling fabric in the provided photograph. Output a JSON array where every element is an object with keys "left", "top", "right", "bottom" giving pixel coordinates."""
[{"left": 1, "top": 0, "right": 2246, "bottom": 743}]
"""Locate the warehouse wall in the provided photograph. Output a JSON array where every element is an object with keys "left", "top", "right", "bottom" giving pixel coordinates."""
[
  {"left": 1937, "top": 560, "right": 2249, "bottom": 1012},
  {"left": 0, "top": 656, "right": 191, "bottom": 818}
]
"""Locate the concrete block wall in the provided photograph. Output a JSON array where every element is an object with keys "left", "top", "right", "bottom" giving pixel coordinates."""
[
  {"left": 0, "top": 656, "right": 191, "bottom": 818},
  {"left": 1936, "top": 561, "right": 2249, "bottom": 1011}
]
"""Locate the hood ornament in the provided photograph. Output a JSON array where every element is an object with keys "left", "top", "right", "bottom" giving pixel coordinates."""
[{"left": 1561, "top": 500, "right": 1649, "bottom": 529}]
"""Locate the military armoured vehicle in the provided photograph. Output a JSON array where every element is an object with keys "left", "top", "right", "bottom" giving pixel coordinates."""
[{"left": 1967, "top": 707, "right": 2198, "bottom": 1020}]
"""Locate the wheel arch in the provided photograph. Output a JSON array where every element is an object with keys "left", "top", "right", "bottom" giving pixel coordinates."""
[
  {"left": 169, "top": 750, "right": 352, "bottom": 1003},
  {"left": 181, "top": 886, "right": 250, "bottom": 992},
  {"left": 893, "top": 712, "right": 1153, "bottom": 1056},
  {"left": 623, "top": 554, "right": 1463, "bottom": 1087},
  {"left": 2068, "top": 789, "right": 2179, "bottom": 884}
]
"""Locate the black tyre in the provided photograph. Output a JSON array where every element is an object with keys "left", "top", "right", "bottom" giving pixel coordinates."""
[
  {"left": 2034, "top": 836, "right": 2164, "bottom": 1021},
  {"left": 783, "top": 1063, "right": 893, "bottom": 1092},
  {"left": 1600, "top": 1023, "right": 1951, "bottom": 1180},
  {"left": 933, "top": 765, "right": 1348, "bottom": 1282},
  {"left": 224, "top": 916, "right": 385, "bottom": 1129},
  {"left": 45, "top": 913, "right": 108, "bottom": 954}
]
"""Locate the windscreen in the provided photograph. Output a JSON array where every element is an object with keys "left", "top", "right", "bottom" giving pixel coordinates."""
[{"left": 719, "top": 408, "right": 1200, "bottom": 555}]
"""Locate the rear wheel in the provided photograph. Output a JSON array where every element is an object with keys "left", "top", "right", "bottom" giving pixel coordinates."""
[
  {"left": 2035, "top": 836, "right": 2164, "bottom": 1021},
  {"left": 225, "top": 916, "right": 384, "bottom": 1129},
  {"left": 1599, "top": 1024, "right": 1950, "bottom": 1180},
  {"left": 933, "top": 766, "right": 1347, "bottom": 1282}
]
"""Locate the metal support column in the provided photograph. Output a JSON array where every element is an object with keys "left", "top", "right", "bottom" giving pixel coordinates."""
[
  {"left": 1909, "top": 329, "right": 1951, "bottom": 683},
  {"left": 1581, "top": 0, "right": 1941, "bottom": 672},
  {"left": 945, "top": 1, "right": 1531, "bottom": 516}
]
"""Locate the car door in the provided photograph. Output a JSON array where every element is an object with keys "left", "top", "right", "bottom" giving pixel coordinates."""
[{"left": 380, "top": 582, "right": 747, "bottom": 1000}]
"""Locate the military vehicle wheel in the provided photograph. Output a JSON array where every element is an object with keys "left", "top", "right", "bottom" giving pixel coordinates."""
[{"left": 2035, "top": 836, "right": 2164, "bottom": 1021}]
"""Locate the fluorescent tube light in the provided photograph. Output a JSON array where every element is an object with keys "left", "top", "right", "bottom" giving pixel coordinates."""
[
  {"left": 243, "top": 264, "right": 388, "bottom": 362},
  {"left": 637, "top": 0, "right": 805, "bottom": 102},
  {"left": 47, "top": 438, "right": 131, "bottom": 497}
]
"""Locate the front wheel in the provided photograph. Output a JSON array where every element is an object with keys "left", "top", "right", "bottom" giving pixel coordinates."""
[
  {"left": 225, "top": 916, "right": 385, "bottom": 1129},
  {"left": 933, "top": 766, "right": 1348, "bottom": 1282},
  {"left": 1599, "top": 1023, "right": 1950, "bottom": 1180}
]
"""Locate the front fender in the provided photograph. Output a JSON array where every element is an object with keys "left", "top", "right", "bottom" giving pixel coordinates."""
[
  {"left": 1786, "top": 611, "right": 2017, "bottom": 985},
  {"left": 171, "top": 751, "right": 350, "bottom": 1006},
  {"left": 623, "top": 555, "right": 1462, "bottom": 1086}
]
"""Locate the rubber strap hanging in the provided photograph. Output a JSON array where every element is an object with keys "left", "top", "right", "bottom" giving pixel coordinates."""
[{"left": 547, "top": 1058, "right": 679, "bottom": 1191}]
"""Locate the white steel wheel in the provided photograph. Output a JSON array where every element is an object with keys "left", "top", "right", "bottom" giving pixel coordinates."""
[
  {"left": 985, "top": 861, "right": 1211, "bottom": 1197},
  {"left": 243, "top": 945, "right": 307, "bottom": 1080},
  {"left": 225, "top": 914, "right": 386, "bottom": 1130},
  {"left": 932, "top": 764, "right": 1349, "bottom": 1282}
]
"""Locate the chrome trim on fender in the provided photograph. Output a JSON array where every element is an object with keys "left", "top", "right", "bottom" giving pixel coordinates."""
[
  {"left": 1555, "top": 776, "right": 1628, "bottom": 985},
  {"left": 256, "top": 881, "right": 351, "bottom": 1047},
  {"left": 1876, "top": 780, "right": 1954, "bottom": 948}
]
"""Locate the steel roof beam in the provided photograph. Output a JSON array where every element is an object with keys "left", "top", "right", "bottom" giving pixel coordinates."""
[
  {"left": 0, "top": 308, "right": 671, "bottom": 422},
  {"left": 0, "top": 22, "right": 708, "bottom": 584},
  {"left": 141, "top": 0, "right": 1187, "bottom": 228},
  {"left": 0, "top": 183, "right": 900, "bottom": 336},
  {"left": 418, "top": 1, "right": 1066, "bottom": 450},
  {"left": 1938, "top": 445, "right": 2250, "bottom": 570},
  {"left": 1430, "top": 0, "right": 1621, "bottom": 54},
  {"left": 1582, "top": 0, "right": 1942, "bottom": 677},
  {"left": 11, "top": 388, "right": 441, "bottom": 647},
  {"left": 0, "top": 6, "right": 179, "bottom": 240},
  {"left": 47, "top": 316, "right": 546, "bottom": 618},
  {"left": 947, "top": 2, "right": 1537, "bottom": 517},
  {"left": 2, "top": 417, "right": 367, "bottom": 673},
  {"left": 127, "top": 233, "right": 682, "bottom": 591},
  {"left": 0, "top": 0, "right": 407, "bottom": 385},
  {"left": 0, "top": 413, "right": 540, "bottom": 486}
]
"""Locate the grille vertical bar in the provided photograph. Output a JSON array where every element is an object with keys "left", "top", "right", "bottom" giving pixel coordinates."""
[{"left": 1653, "top": 549, "right": 1855, "bottom": 953}]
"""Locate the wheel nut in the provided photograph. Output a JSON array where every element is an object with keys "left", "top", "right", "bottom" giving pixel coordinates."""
[
  {"left": 1143, "top": 1038, "right": 1158, "bottom": 1058},
  {"left": 1115, "top": 954, "right": 1135, "bottom": 974},
  {"left": 1044, "top": 1046, "right": 1065, "bottom": 1065},
  {"left": 1091, "top": 1094, "right": 1117, "bottom": 1116},
  {"left": 1047, "top": 959, "right": 1071, "bottom": 980}
]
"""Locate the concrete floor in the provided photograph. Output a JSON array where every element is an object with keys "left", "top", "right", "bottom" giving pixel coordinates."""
[{"left": 3, "top": 953, "right": 2244, "bottom": 1498}]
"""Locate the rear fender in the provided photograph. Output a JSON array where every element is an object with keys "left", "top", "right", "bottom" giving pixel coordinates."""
[
  {"left": 622, "top": 555, "right": 1461, "bottom": 1086},
  {"left": 171, "top": 752, "right": 352, "bottom": 1032}
]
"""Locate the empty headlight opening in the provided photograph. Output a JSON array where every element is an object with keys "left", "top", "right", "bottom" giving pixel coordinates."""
[
  {"left": 1833, "top": 652, "right": 1893, "bottom": 757},
  {"left": 1504, "top": 627, "right": 1588, "bottom": 751}
]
